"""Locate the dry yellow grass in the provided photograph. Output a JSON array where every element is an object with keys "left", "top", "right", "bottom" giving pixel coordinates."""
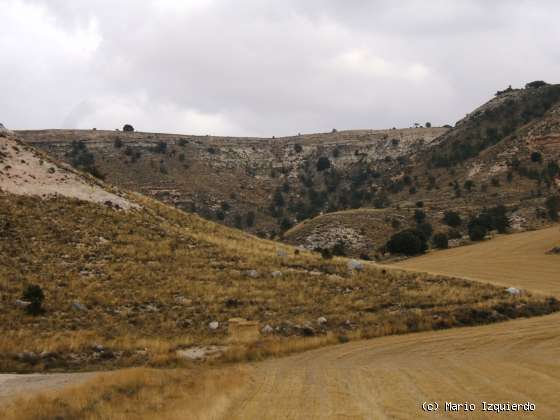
[
  {"left": 1, "top": 191, "right": 558, "bottom": 372},
  {"left": 2, "top": 367, "right": 246, "bottom": 420},
  {"left": 393, "top": 225, "right": 560, "bottom": 296}
]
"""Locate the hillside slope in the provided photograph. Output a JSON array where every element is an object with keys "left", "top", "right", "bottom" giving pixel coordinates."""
[
  {"left": 18, "top": 127, "right": 447, "bottom": 236},
  {"left": 1, "top": 133, "right": 557, "bottom": 373},
  {"left": 285, "top": 83, "right": 560, "bottom": 257}
]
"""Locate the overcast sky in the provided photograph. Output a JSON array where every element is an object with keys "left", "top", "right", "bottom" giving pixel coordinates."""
[{"left": 1, "top": 0, "right": 559, "bottom": 137}]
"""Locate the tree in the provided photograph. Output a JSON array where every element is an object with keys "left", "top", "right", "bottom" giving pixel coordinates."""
[
  {"left": 531, "top": 151, "right": 543, "bottom": 163},
  {"left": 545, "top": 195, "right": 560, "bottom": 221},
  {"left": 279, "top": 217, "right": 293, "bottom": 232},
  {"left": 413, "top": 209, "right": 426, "bottom": 224},
  {"left": 113, "top": 138, "right": 123, "bottom": 148},
  {"left": 154, "top": 141, "right": 167, "bottom": 154},
  {"left": 386, "top": 229, "right": 428, "bottom": 255},
  {"left": 273, "top": 190, "right": 285, "bottom": 208},
  {"left": 443, "top": 211, "right": 462, "bottom": 227},
  {"left": 432, "top": 233, "right": 449, "bottom": 249},
  {"left": 123, "top": 124, "right": 134, "bottom": 132},
  {"left": 525, "top": 80, "right": 548, "bottom": 89},
  {"left": 294, "top": 144, "right": 303, "bottom": 153},
  {"left": 468, "top": 224, "right": 487, "bottom": 241},
  {"left": 22, "top": 284, "right": 45, "bottom": 316},
  {"left": 416, "top": 222, "right": 433, "bottom": 241},
  {"left": 245, "top": 211, "right": 256, "bottom": 227},
  {"left": 425, "top": 122, "right": 432, "bottom": 128},
  {"left": 464, "top": 180, "right": 475, "bottom": 192},
  {"left": 316, "top": 157, "right": 332, "bottom": 172}
]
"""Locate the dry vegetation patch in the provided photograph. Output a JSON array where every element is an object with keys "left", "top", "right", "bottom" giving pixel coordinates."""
[
  {"left": 1, "top": 367, "right": 246, "bottom": 420},
  {"left": 1, "top": 193, "right": 558, "bottom": 372}
]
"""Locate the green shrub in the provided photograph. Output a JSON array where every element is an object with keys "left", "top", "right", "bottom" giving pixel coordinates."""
[
  {"left": 386, "top": 229, "right": 428, "bottom": 255},
  {"left": 22, "top": 284, "right": 45, "bottom": 316},
  {"left": 432, "top": 233, "right": 449, "bottom": 249},
  {"left": 531, "top": 151, "right": 543, "bottom": 163},
  {"left": 316, "top": 157, "right": 331, "bottom": 172},
  {"left": 468, "top": 224, "right": 487, "bottom": 241},
  {"left": 545, "top": 195, "right": 560, "bottom": 221},
  {"left": 443, "top": 211, "right": 462, "bottom": 227},
  {"left": 413, "top": 209, "right": 426, "bottom": 224}
]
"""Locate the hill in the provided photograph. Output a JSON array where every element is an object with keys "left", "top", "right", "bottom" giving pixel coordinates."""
[
  {"left": 17, "top": 127, "right": 447, "bottom": 237},
  {"left": 16, "top": 83, "right": 560, "bottom": 260},
  {"left": 284, "top": 83, "right": 560, "bottom": 257},
  {"left": 5, "top": 226, "right": 560, "bottom": 418},
  {"left": 1, "top": 132, "right": 557, "bottom": 373}
]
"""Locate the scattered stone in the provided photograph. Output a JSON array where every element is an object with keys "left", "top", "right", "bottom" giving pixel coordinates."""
[
  {"left": 347, "top": 259, "right": 364, "bottom": 272},
  {"left": 72, "top": 301, "right": 88, "bottom": 312},
  {"left": 209, "top": 321, "right": 220, "bottom": 330},
  {"left": 506, "top": 287, "right": 521, "bottom": 296},
  {"left": 308, "top": 271, "right": 322, "bottom": 276},
  {"left": 261, "top": 324, "right": 274, "bottom": 334},
  {"left": 244, "top": 270, "right": 259, "bottom": 278},
  {"left": 174, "top": 296, "right": 192, "bottom": 305},
  {"left": 271, "top": 271, "right": 283, "bottom": 278},
  {"left": 276, "top": 249, "right": 288, "bottom": 257},
  {"left": 17, "top": 351, "right": 39, "bottom": 364},
  {"left": 317, "top": 316, "right": 328, "bottom": 325},
  {"left": 177, "top": 345, "right": 225, "bottom": 361},
  {"left": 15, "top": 299, "right": 31, "bottom": 308}
]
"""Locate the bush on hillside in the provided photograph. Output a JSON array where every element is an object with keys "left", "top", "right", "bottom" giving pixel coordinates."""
[
  {"left": 316, "top": 157, "right": 332, "bottom": 172},
  {"left": 414, "top": 209, "right": 426, "bottom": 224},
  {"left": 443, "top": 210, "right": 462, "bottom": 227},
  {"left": 531, "top": 151, "right": 543, "bottom": 163},
  {"left": 123, "top": 124, "right": 134, "bottom": 132},
  {"left": 386, "top": 229, "right": 428, "bottom": 256},
  {"left": 22, "top": 284, "right": 45, "bottom": 316},
  {"left": 468, "top": 224, "right": 487, "bottom": 241},
  {"left": 545, "top": 195, "right": 560, "bottom": 221},
  {"left": 525, "top": 80, "right": 548, "bottom": 89},
  {"left": 432, "top": 232, "right": 449, "bottom": 249}
]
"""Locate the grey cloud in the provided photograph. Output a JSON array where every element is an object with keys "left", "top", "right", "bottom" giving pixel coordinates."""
[{"left": 2, "top": 0, "right": 560, "bottom": 136}]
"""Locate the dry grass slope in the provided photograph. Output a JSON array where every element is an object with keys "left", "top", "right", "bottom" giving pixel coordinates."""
[
  {"left": 1, "top": 187, "right": 558, "bottom": 372},
  {"left": 394, "top": 225, "right": 560, "bottom": 296}
]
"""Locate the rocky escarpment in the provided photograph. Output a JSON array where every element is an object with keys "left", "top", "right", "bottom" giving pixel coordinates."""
[{"left": 18, "top": 127, "right": 447, "bottom": 235}]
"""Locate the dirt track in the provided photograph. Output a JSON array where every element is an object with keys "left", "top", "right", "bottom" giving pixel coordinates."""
[{"left": 225, "top": 226, "right": 560, "bottom": 419}]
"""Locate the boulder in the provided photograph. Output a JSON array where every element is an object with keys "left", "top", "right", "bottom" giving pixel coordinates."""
[
  {"left": 261, "top": 324, "right": 274, "bottom": 335},
  {"left": 347, "top": 259, "right": 364, "bottom": 272},
  {"left": 276, "top": 249, "right": 288, "bottom": 257},
  {"left": 15, "top": 299, "right": 31, "bottom": 309},
  {"left": 244, "top": 270, "right": 259, "bottom": 278},
  {"left": 506, "top": 287, "right": 521, "bottom": 296},
  {"left": 72, "top": 301, "right": 88, "bottom": 312},
  {"left": 209, "top": 321, "right": 220, "bottom": 330},
  {"left": 317, "top": 316, "right": 328, "bottom": 325},
  {"left": 271, "top": 271, "right": 283, "bottom": 278}
]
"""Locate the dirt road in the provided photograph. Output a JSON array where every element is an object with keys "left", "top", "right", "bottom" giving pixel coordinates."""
[
  {"left": 227, "top": 313, "right": 560, "bottom": 419},
  {"left": 0, "top": 372, "right": 97, "bottom": 406},
  {"left": 225, "top": 226, "right": 560, "bottom": 419}
]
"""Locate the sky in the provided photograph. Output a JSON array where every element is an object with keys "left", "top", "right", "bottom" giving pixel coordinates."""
[{"left": 1, "top": 0, "right": 560, "bottom": 137}]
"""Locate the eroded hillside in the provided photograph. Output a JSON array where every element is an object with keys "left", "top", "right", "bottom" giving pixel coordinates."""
[
  {"left": 18, "top": 127, "right": 446, "bottom": 236},
  {"left": 2, "top": 135, "right": 557, "bottom": 373}
]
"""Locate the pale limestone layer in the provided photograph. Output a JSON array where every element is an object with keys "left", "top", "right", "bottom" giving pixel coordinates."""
[{"left": 0, "top": 137, "right": 137, "bottom": 210}]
